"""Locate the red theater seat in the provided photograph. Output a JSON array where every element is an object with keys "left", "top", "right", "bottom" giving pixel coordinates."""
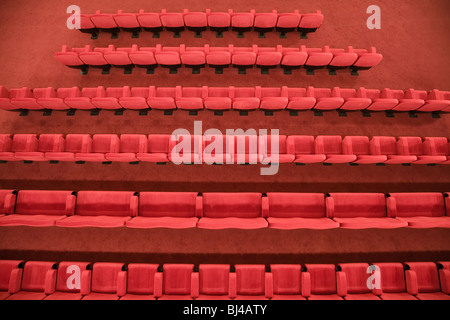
[
  {"left": 45, "top": 134, "right": 91, "bottom": 162},
  {"left": 234, "top": 265, "right": 270, "bottom": 300},
  {"left": 118, "top": 264, "right": 159, "bottom": 300},
  {"left": 298, "top": 10, "right": 324, "bottom": 32},
  {"left": 9, "top": 87, "right": 44, "bottom": 110},
  {"left": 396, "top": 137, "right": 447, "bottom": 164},
  {"left": 360, "top": 87, "right": 399, "bottom": 111},
  {"left": 0, "top": 260, "right": 23, "bottom": 300},
  {"left": 337, "top": 263, "right": 381, "bottom": 300},
  {"left": 91, "top": 86, "right": 127, "bottom": 110},
  {"left": 329, "top": 47, "right": 358, "bottom": 68},
  {"left": 126, "top": 192, "right": 200, "bottom": 229},
  {"left": 302, "top": 264, "right": 343, "bottom": 300},
  {"left": 90, "top": 10, "right": 118, "bottom": 29},
  {"left": 231, "top": 87, "right": 260, "bottom": 110},
  {"left": 64, "top": 86, "right": 103, "bottom": 110},
  {"left": 180, "top": 46, "right": 206, "bottom": 67},
  {"left": 45, "top": 262, "right": 90, "bottom": 300},
  {"left": 0, "top": 190, "right": 75, "bottom": 227},
  {"left": 337, "top": 87, "right": 372, "bottom": 110},
  {"left": 352, "top": 47, "right": 383, "bottom": 70},
  {"left": 205, "top": 45, "right": 232, "bottom": 67},
  {"left": 78, "top": 45, "right": 109, "bottom": 66},
  {"left": 136, "top": 10, "right": 162, "bottom": 29},
  {"left": 154, "top": 45, "right": 182, "bottom": 66},
  {"left": 203, "top": 134, "right": 231, "bottom": 164},
  {"left": 160, "top": 9, "right": 185, "bottom": 29},
  {"left": 176, "top": 86, "right": 206, "bottom": 110},
  {"left": 257, "top": 87, "right": 288, "bottom": 110},
  {"left": 253, "top": 10, "right": 278, "bottom": 30},
  {"left": 422, "top": 137, "right": 450, "bottom": 164},
  {"left": 103, "top": 45, "right": 133, "bottom": 66},
  {"left": 386, "top": 193, "right": 450, "bottom": 228},
  {"left": 183, "top": 9, "right": 207, "bottom": 29},
  {"left": 206, "top": 10, "right": 231, "bottom": 29},
  {"left": 316, "top": 135, "right": 357, "bottom": 163},
  {"left": 266, "top": 193, "right": 338, "bottom": 230},
  {"left": 128, "top": 45, "right": 157, "bottom": 68},
  {"left": 326, "top": 193, "right": 407, "bottom": 229},
  {"left": 386, "top": 88, "right": 425, "bottom": 111},
  {"left": 194, "top": 264, "right": 233, "bottom": 300},
  {"left": 6, "top": 261, "right": 57, "bottom": 300},
  {"left": 259, "top": 134, "right": 294, "bottom": 163},
  {"left": 404, "top": 262, "right": 450, "bottom": 300},
  {"left": 147, "top": 86, "right": 178, "bottom": 110},
  {"left": 370, "top": 136, "right": 417, "bottom": 164},
  {"left": 270, "top": 265, "right": 305, "bottom": 300},
  {"left": 284, "top": 87, "right": 316, "bottom": 110},
  {"left": 137, "top": 134, "right": 171, "bottom": 162},
  {"left": 119, "top": 86, "right": 150, "bottom": 110},
  {"left": 311, "top": 87, "right": 344, "bottom": 110},
  {"left": 0, "top": 189, "right": 15, "bottom": 216},
  {"left": 81, "top": 262, "right": 123, "bottom": 300},
  {"left": 75, "top": 134, "right": 119, "bottom": 162},
  {"left": 230, "top": 134, "right": 260, "bottom": 164},
  {"left": 0, "top": 134, "right": 38, "bottom": 162},
  {"left": 158, "top": 264, "right": 194, "bottom": 300},
  {"left": 169, "top": 134, "right": 203, "bottom": 164},
  {"left": 276, "top": 11, "right": 301, "bottom": 29},
  {"left": 113, "top": 10, "right": 140, "bottom": 29},
  {"left": 419, "top": 89, "right": 450, "bottom": 112},
  {"left": 36, "top": 87, "right": 79, "bottom": 110},
  {"left": 55, "top": 191, "right": 137, "bottom": 228},
  {"left": 203, "top": 87, "right": 232, "bottom": 110},
  {"left": 230, "top": 10, "right": 255, "bottom": 29},
  {"left": 232, "top": 46, "right": 258, "bottom": 67},
  {"left": 280, "top": 46, "right": 308, "bottom": 68},
  {"left": 198, "top": 193, "right": 267, "bottom": 229},
  {"left": 54, "top": 45, "right": 86, "bottom": 67},
  {"left": 374, "top": 263, "right": 417, "bottom": 300},
  {"left": 305, "top": 46, "right": 333, "bottom": 68},
  {"left": 256, "top": 47, "right": 282, "bottom": 68},
  {"left": 287, "top": 135, "right": 326, "bottom": 163},
  {"left": 105, "top": 134, "right": 147, "bottom": 162},
  {"left": 342, "top": 136, "right": 387, "bottom": 164},
  {"left": 14, "top": 134, "right": 65, "bottom": 161}
]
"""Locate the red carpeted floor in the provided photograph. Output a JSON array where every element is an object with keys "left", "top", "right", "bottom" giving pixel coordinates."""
[{"left": 0, "top": 0, "right": 449, "bottom": 264}]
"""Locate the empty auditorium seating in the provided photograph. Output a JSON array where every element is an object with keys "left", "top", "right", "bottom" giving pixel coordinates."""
[
  {"left": 197, "top": 193, "right": 268, "bottom": 229},
  {"left": 0, "top": 189, "right": 16, "bottom": 215},
  {"left": 194, "top": 264, "right": 233, "bottom": 300},
  {"left": 375, "top": 263, "right": 416, "bottom": 300},
  {"left": 0, "top": 134, "right": 38, "bottom": 161},
  {"left": 287, "top": 135, "right": 326, "bottom": 163},
  {"left": 234, "top": 265, "right": 270, "bottom": 300},
  {"left": 81, "top": 262, "right": 124, "bottom": 300},
  {"left": 1, "top": 260, "right": 449, "bottom": 300},
  {"left": 118, "top": 263, "right": 160, "bottom": 300},
  {"left": 342, "top": 136, "right": 387, "bottom": 164},
  {"left": 6, "top": 261, "right": 57, "bottom": 300},
  {"left": 137, "top": 134, "right": 171, "bottom": 162},
  {"left": 315, "top": 135, "right": 357, "bottom": 163},
  {"left": 14, "top": 134, "right": 65, "bottom": 161},
  {"left": 105, "top": 134, "right": 147, "bottom": 162},
  {"left": 396, "top": 137, "right": 447, "bottom": 164},
  {"left": 404, "top": 262, "right": 450, "bottom": 300},
  {"left": 259, "top": 135, "right": 294, "bottom": 163},
  {"left": 45, "top": 134, "right": 92, "bottom": 161},
  {"left": 0, "top": 260, "right": 23, "bottom": 300},
  {"left": 265, "top": 193, "right": 338, "bottom": 230},
  {"left": 270, "top": 264, "right": 305, "bottom": 300},
  {"left": 3, "top": 86, "right": 450, "bottom": 113},
  {"left": 302, "top": 264, "right": 343, "bottom": 300},
  {"left": 75, "top": 134, "right": 119, "bottom": 162},
  {"left": 77, "top": 9, "right": 324, "bottom": 38},
  {"left": 386, "top": 193, "right": 450, "bottom": 228},
  {"left": 55, "top": 45, "right": 381, "bottom": 74},
  {"left": 55, "top": 191, "right": 138, "bottom": 228},
  {"left": 337, "top": 263, "right": 380, "bottom": 300},
  {"left": 158, "top": 264, "right": 194, "bottom": 300},
  {"left": 418, "top": 90, "right": 450, "bottom": 112},
  {"left": 45, "top": 261, "right": 90, "bottom": 300},
  {"left": 0, "top": 190, "right": 75, "bottom": 227},
  {"left": 326, "top": 193, "right": 407, "bottom": 229},
  {"left": 370, "top": 136, "right": 418, "bottom": 164},
  {"left": 126, "top": 192, "right": 200, "bottom": 229}
]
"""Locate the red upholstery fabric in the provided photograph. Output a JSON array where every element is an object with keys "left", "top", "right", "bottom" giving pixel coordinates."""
[
  {"left": 7, "top": 261, "right": 56, "bottom": 300},
  {"left": 338, "top": 263, "right": 380, "bottom": 300},
  {"left": 405, "top": 262, "right": 450, "bottom": 300},
  {"left": 375, "top": 263, "right": 417, "bottom": 300},
  {"left": 342, "top": 136, "right": 387, "bottom": 164},
  {"left": 303, "top": 264, "right": 343, "bottom": 300},
  {"left": 198, "top": 193, "right": 267, "bottom": 229},
  {"left": 55, "top": 191, "right": 137, "bottom": 228},
  {"left": 15, "top": 134, "right": 65, "bottom": 161},
  {"left": 387, "top": 193, "right": 449, "bottom": 228},
  {"left": 266, "top": 193, "right": 338, "bottom": 230},
  {"left": 0, "top": 190, "right": 15, "bottom": 215},
  {"left": 287, "top": 135, "right": 326, "bottom": 163},
  {"left": 327, "top": 193, "right": 407, "bottom": 229},
  {"left": 0, "top": 260, "right": 23, "bottom": 300},
  {"left": 234, "top": 265, "right": 268, "bottom": 300},
  {"left": 126, "top": 192, "right": 199, "bottom": 229},
  {"left": 371, "top": 136, "right": 417, "bottom": 164},
  {"left": 82, "top": 262, "right": 123, "bottom": 300},
  {"left": 195, "top": 264, "right": 231, "bottom": 300},
  {"left": 45, "top": 261, "right": 90, "bottom": 300},
  {"left": 158, "top": 264, "right": 194, "bottom": 300},
  {"left": 270, "top": 264, "right": 305, "bottom": 300},
  {"left": 45, "top": 134, "right": 91, "bottom": 161},
  {"left": 137, "top": 134, "right": 170, "bottom": 162},
  {"left": 0, "top": 190, "right": 75, "bottom": 227},
  {"left": 316, "top": 135, "right": 357, "bottom": 163},
  {"left": 118, "top": 263, "right": 159, "bottom": 300},
  {"left": 75, "top": 134, "right": 119, "bottom": 162}
]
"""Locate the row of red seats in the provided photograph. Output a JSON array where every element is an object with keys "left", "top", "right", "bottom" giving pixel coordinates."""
[
  {"left": 54, "top": 45, "right": 382, "bottom": 74},
  {"left": 1, "top": 260, "right": 449, "bottom": 300},
  {"left": 1, "top": 134, "right": 449, "bottom": 165},
  {"left": 0, "top": 190, "right": 449, "bottom": 229},
  {"left": 2, "top": 86, "right": 447, "bottom": 112},
  {"left": 78, "top": 9, "right": 324, "bottom": 38}
]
